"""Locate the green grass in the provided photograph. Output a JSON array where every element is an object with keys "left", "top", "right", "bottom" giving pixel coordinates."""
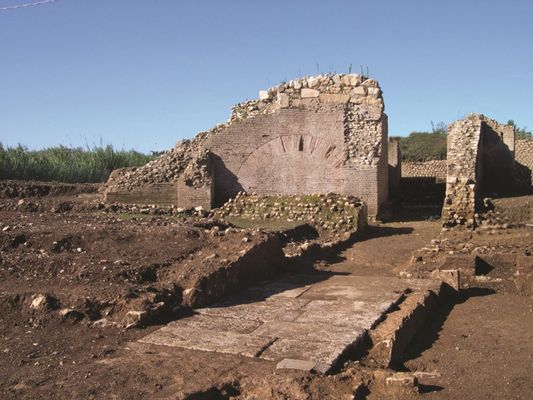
[{"left": 0, "top": 143, "right": 154, "bottom": 183}]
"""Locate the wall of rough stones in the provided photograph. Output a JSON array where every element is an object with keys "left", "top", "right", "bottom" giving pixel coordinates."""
[
  {"left": 105, "top": 74, "right": 389, "bottom": 215},
  {"left": 442, "top": 115, "right": 483, "bottom": 227},
  {"left": 515, "top": 139, "right": 533, "bottom": 189},
  {"left": 442, "top": 114, "right": 515, "bottom": 227},
  {"left": 401, "top": 160, "right": 446, "bottom": 179}
]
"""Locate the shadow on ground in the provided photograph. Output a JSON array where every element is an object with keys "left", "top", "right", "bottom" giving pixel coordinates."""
[{"left": 400, "top": 287, "right": 496, "bottom": 366}]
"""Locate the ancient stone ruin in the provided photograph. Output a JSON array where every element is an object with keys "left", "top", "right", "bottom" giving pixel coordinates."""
[
  {"left": 104, "top": 74, "right": 389, "bottom": 215},
  {"left": 442, "top": 114, "right": 516, "bottom": 227}
]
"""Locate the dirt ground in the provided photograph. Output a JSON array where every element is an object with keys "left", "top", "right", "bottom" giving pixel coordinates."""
[{"left": 1, "top": 181, "right": 532, "bottom": 399}]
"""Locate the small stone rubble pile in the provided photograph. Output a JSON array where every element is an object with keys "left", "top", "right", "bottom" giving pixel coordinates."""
[
  {"left": 214, "top": 192, "right": 366, "bottom": 233},
  {"left": 478, "top": 196, "right": 532, "bottom": 228},
  {"left": 108, "top": 137, "right": 211, "bottom": 191}
]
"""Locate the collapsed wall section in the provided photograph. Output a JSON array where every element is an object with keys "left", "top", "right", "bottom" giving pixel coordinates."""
[{"left": 104, "top": 74, "right": 388, "bottom": 215}]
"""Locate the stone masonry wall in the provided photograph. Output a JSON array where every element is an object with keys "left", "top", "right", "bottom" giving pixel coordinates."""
[
  {"left": 442, "top": 114, "right": 516, "bottom": 228},
  {"left": 442, "top": 115, "right": 483, "bottom": 228},
  {"left": 515, "top": 139, "right": 533, "bottom": 189},
  {"left": 402, "top": 160, "right": 446, "bottom": 179},
  {"left": 104, "top": 74, "right": 388, "bottom": 215}
]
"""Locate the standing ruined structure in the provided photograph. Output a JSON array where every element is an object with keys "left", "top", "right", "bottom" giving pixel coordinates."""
[
  {"left": 442, "top": 114, "right": 515, "bottom": 227},
  {"left": 105, "top": 74, "right": 389, "bottom": 215}
]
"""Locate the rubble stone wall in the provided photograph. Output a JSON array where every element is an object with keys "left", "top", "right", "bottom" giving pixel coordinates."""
[
  {"left": 401, "top": 160, "right": 446, "bottom": 179},
  {"left": 442, "top": 114, "right": 516, "bottom": 227},
  {"left": 442, "top": 115, "right": 483, "bottom": 228},
  {"left": 515, "top": 139, "right": 533, "bottom": 189},
  {"left": 104, "top": 74, "right": 388, "bottom": 215}
]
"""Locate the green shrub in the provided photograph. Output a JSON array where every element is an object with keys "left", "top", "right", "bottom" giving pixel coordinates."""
[
  {"left": 394, "top": 130, "right": 447, "bottom": 162},
  {"left": 0, "top": 143, "right": 154, "bottom": 183}
]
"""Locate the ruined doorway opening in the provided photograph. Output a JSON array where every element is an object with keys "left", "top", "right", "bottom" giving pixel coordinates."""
[{"left": 399, "top": 177, "right": 446, "bottom": 220}]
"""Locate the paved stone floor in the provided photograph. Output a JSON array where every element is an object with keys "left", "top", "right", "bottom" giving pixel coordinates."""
[{"left": 140, "top": 274, "right": 431, "bottom": 373}]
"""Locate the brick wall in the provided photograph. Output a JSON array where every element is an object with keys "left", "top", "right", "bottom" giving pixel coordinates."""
[
  {"left": 206, "top": 104, "right": 387, "bottom": 215},
  {"left": 206, "top": 105, "right": 346, "bottom": 204},
  {"left": 105, "top": 74, "right": 388, "bottom": 215},
  {"left": 104, "top": 183, "right": 178, "bottom": 205}
]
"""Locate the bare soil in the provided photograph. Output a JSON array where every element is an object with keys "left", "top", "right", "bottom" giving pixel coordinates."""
[{"left": 1, "top": 181, "right": 532, "bottom": 399}]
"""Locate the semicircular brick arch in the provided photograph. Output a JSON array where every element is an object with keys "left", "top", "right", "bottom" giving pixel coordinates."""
[{"left": 236, "top": 135, "right": 344, "bottom": 195}]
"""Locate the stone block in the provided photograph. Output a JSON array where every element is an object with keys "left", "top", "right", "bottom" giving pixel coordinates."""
[
  {"left": 386, "top": 372, "right": 418, "bottom": 387},
  {"left": 197, "top": 298, "right": 310, "bottom": 323},
  {"left": 260, "top": 337, "right": 348, "bottom": 366},
  {"left": 277, "top": 93, "right": 289, "bottom": 108},
  {"left": 431, "top": 269, "right": 461, "bottom": 291},
  {"left": 139, "top": 325, "right": 275, "bottom": 358},
  {"left": 276, "top": 358, "right": 316, "bottom": 371},
  {"left": 301, "top": 88, "right": 320, "bottom": 98},
  {"left": 252, "top": 320, "right": 362, "bottom": 343},
  {"left": 307, "top": 77, "right": 320, "bottom": 88},
  {"left": 259, "top": 90, "right": 269, "bottom": 100},
  {"left": 319, "top": 93, "right": 349, "bottom": 103},
  {"left": 367, "top": 87, "right": 381, "bottom": 97}
]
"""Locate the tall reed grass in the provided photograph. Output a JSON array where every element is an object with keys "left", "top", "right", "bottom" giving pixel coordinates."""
[{"left": 0, "top": 143, "right": 154, "bottom": 183}]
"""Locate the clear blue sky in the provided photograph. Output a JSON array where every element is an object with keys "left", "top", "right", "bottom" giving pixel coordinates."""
[{"left": 1, "top": 0, "right": 532, "bottom": 153}]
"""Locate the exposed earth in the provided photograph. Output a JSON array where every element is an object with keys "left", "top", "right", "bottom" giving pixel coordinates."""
[{"left": 1, "top": 181, "right": 532, "bottom": 399}]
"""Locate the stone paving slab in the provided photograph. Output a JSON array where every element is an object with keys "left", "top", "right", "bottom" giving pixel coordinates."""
[
  {"left": 240, "top": 282, "right": 312, "bottom": 301},
  {"left": 294, "top": 299, "right": 397, "bottom": 328},
  {"left": 252, "top": 320, "right": 364, "bottom": 343},
  {"left": 138, "top": 274, "right": 434, "bottom": 373},
  {"left": 139, "top": 325, "right": 275, "bottom": 358},
  {"left": 298, "top": 275, "right": 408, "bottom": 302},
  {"left": 196, "top": 298, "right": 310, "bottom": 323},
  {"left": 166, "top": 314, "right": 262, "bottom": 334},
  {"left": 260, "top": 337, "right": 350, "bottom": 366}
]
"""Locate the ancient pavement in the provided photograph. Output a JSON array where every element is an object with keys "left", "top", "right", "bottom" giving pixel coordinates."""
[{"left": 140, "top": 272, "right": 433, "bottom": 373}]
